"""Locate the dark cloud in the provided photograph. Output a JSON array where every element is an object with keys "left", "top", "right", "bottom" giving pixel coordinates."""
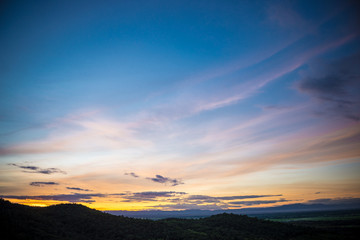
[
  {"left": 315, "top": 192, "right": 321, "bottom": 194},
  {"left": 306, "top": 197, "right": 360, "bottom": 205},
  {"left": 146, "top": 175, "right": 184, "bottom": 186},
  {"left": 122, "top": 191, "right": 187, "bottom": 202},
  {"left": 216, "top": 194, "right": 283, "bottom": 200},
  {"left": 165, "top": 194, "right": 285, "bottom": 207},
  {"left": 174, "top": 195, "right": 286, "bottom": 207},
  {"left": 9, "top": 163, "right": 66, "bottom": 174},
  {"left": 66, "top": 187, "right": 92, "bottom": 192},
  {"left": 296, "top": 53, "right": 360, "bottom": 121},
  {"left": 185, "top": 194, "right": 282, "bottom": 201},
  {"left": 0, "top": 192, "right": 130, "bottom": 203},
  {"left": 229, "top": 199, "right": 290, "bottom": 206},
  {"left": 30, "top": 182, "right": 59, "bottom": 187},
  {"left": 187, "top": 195, "right": 219, "bottom": 202},
  {"left": 1, "top": 191, "right": 292, "bottom": 208},
  {"left": 124, "top": 172, "right": 139, "bottom": 178},
  {"left": 152, "top": 203, "right": 226, "bottom": 211},
  {"left": 0, "top": 193, "right": 107, "bottom": 203}
]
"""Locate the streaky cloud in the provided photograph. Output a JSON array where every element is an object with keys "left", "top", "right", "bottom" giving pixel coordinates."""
[
  {"left": 66, "top": 187, "right": 92, "bottom": 192},
  {"left": 0, "top": 192, "right": 127, "bottom": 203},
  {"left": 297, "top": 52, "right": 360, "bottom": 121},
  {"left": 146, "top": 175, "right": 184, "bottom": 186},
  {"left": 216, "top": 194, "right": 283, "bottom": 200},
  {"left": 152, "top": 203, "right": 226, "bottom": 211},
  {"left": 229, "top": 199, "right": 290, "bottom": 206},
  {"left": 124, "top": 172, "right": 139, "bottom": 178},
  {"left": 9, "top": 163, "right": 66, "bottom": 175},
  {"left": 306, "top": 197, "right": 360, "bottom": 205},
  {"left": 0, "top": 193, "right": 107, "bottom": 203},
  {"left": 122, "top": 191, "right": 187, "bottom": 202},
  {"left": 30, "top": 182, "right": 59, "bottom": 187}
]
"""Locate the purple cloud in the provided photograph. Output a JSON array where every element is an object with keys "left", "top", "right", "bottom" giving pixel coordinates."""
[
  {"left": 122, "top": 191, "right": 187, "bottom": 202},
  {"left": 146, "top": 175, "right": 184, "bottom": 186},
  {"left": 66, "top": 187, "right": 92, "bottom": 192},
  {"left": 296, "top": 53, "right": 360, "bottom": 121},
  {"left": 9, "top": 163, "right": 66, "bottom": 174},
  {"left": 0, "top": 193, "right": 106, "bottom": 203},
  {"left": 124, "top": 172, "right": 139, "bottom": 178},
  {"left": 229, "top": 199, "right": 290, "bottom": 206},
  {"left": 30, "top": 182, "right": 59, "bottom": 187}
]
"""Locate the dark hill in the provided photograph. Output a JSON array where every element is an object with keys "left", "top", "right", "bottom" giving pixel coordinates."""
[{"left": 0, "top": 198, "right": 338, "bottom": 240}]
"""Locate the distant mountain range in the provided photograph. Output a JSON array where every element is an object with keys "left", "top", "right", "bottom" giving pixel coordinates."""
[{"left": 106, "top": 202, "right": 360, "bottom": 219}]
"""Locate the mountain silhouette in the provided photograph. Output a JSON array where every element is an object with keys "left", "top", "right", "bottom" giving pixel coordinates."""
[{"left": 0, "top": 198, "right": 350, "bottom": 240}]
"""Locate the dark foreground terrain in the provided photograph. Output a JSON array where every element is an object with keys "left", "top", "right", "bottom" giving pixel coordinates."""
[{"left": 1, "top": 199, "right": 359, "bottom": 240}]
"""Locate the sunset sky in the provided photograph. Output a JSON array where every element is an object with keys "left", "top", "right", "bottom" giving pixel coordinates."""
[{"left": 0, "top": 0, "right": 359, "bottom": 211}]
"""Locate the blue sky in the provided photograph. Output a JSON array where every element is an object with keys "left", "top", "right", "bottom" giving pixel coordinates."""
[{"left": 0, "top": 0, "right": 359, "bottom": 210}]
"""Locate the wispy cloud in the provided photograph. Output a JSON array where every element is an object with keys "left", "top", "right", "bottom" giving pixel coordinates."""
[
  {"left": 152, "top": 203, "right": 226, "bottom": 211},
  {"left": 30, "top": 182, "right": 59, "bottom": 187},
  {"left": 66, "top": 187, "right": 92, "bottom": 192},
  {"left": 1, "top": 191, "right": 295, "bottom": 209},
  {"left": 0, "top": 33, "right": 354, "bottom": 163},
  {"left": 124, "top": 172, "right": 139, "bottom": 178},
  {"left": 0, "top": 117, "right": 151, "bottom": 156},
  {"left": 157, "top": 194, "right": 287, "bottom": 210},
  {"left": 0, "top": 193, "right": 107, "bottom": 203},
  {"left": 146, "top": 175, "right": 184, "bottom": 186},
  {"left": 296, "top": 52, "right": 360, "bottom": 121},
  {"left": 122, "top": 191, "right": 187, "bottom": 202},
  {"left": 306, "top": 197, "right": 360, "bottom": 205},
  {"left": 210, "top": 123, "right": 360, "bottom": 177},
  {"left": 229, "top": 199, "right": 290, "bottom": 206},
  {"left": 135, "top": 34, "right": 358, "bottom": 130},
  {"left": 185, "top": 194, "right": 282, "bottom": 202},
  {"left": 9, "top": 164, "right": 66, "bottom": 174},
  {"left": 216, "top": 195, "right": 283, "bottom": 200}
]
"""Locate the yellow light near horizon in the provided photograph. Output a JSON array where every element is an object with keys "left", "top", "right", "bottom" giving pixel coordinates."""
[
  {"left": 29, "top": 203, "right": 48, "bottom": 207},
  {"left": 4, "top": 198, "right": 166, "bottom": 211}
]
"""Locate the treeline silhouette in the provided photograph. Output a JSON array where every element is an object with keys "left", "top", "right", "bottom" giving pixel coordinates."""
[{"left": 0, "top": 198, "right": 349, "bottom": 240}]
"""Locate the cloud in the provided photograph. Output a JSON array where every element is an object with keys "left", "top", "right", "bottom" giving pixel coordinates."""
[
  {"left": 0, "top": 192, "right": 127, "bottom": 203},
  {"left": 182, "top": 194, "right": 283, "bottom": 204},
  {"left": 162, "top": 194, "right": 287, "bottom": 208},
  {"left": 1, "top": 191, "right": 292, "bottom": 209},
  {"left": 122, "top": 191, "right": 187, "bottom": 202},
  {"left": 216, "top": 194, "right": 283, "bottom": 200},
  {"left": 30, "top": 182, "right": 59, "bottom": 187},
  {"left": 229, "top": 199, "right": 290, "bottom": 206},
  {"left": 306, "top": 197, "right": 360, "bottom": 205},
  {"left": 183, "top": 195, "right": 221, "bottom": 204},
  {"left": 9, "top": 163, "right": 66, "bottom": 174},
  {"left": 66, "top": 187, "right": 92, "bottom": 192},
  {"left": 296, "top": 53, "right": 360, "bottom": 121},
  {"left": 0, "top": 193, "right": 107, "bottom": 203},
  {"left": 222, "top": 123, "right": 360, "bottom": 177},
  {"left": 124, "top": 172, "right": 139, "bottom": 178},
  {"left": 152, "top": 203, "right": 226, "bottom": 211},
  {"left": 146, "top": 175, "right": 184, "bottom": 186},
  {"left": 143, "top": 33, "right": 357, "bottom": 125},
  {"left": 0, "top": 116, "right": 151, "bottom": 157},
  {"left": 124, "top": 172, "right": 183, "bottom": 186}
]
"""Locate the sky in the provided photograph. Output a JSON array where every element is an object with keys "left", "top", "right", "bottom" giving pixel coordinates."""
[{"left": 0, "top": 0, "right": 359, "bottom": 211}]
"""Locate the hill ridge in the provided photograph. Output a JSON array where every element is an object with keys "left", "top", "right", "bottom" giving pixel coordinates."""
[{"left": 0, "top": 198, "right": 337, "bottom": 240}]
